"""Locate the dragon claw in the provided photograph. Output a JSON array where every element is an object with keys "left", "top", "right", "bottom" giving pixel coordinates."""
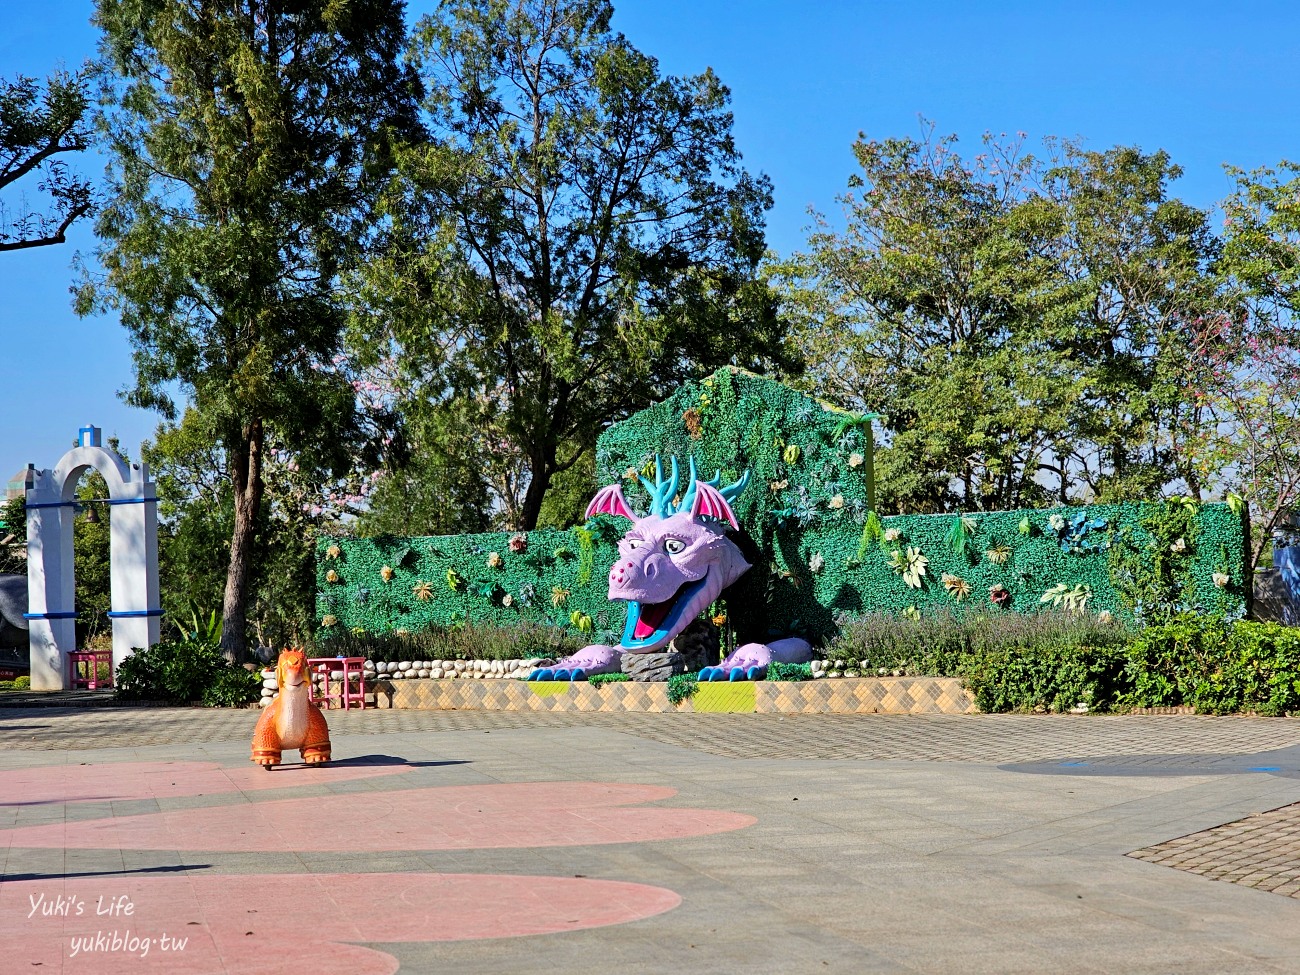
[
  {"left": 728, "top": 667, "right": 745, "bottom": 681},
  {"left": 570, "top": 668, "right": 586, "bottom": 681},
  {"left": 529, "top": 668, "right": 556, "bottom": 681},
  {"left": 746, "top": 665, "right": 766, "bottom": 681}
]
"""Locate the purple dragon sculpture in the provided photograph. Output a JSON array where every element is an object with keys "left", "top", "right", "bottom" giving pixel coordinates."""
[{"left": 528, "top": 457, "right": 813, "bottom": 682}]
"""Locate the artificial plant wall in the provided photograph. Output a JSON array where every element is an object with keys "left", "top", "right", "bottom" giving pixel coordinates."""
[{"left": 318, "top": 367, "right": 1249, "bottom": 645}]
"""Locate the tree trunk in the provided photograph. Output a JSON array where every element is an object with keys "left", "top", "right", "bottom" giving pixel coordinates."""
[
  {"left": 220, "top": 418, "right": 265, "bottom": 665},
  {"left": 518, "top": 452, "right": 553, "bottom": 531}
]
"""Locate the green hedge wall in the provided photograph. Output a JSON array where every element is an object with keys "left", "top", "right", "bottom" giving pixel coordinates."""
[{"left": 317, "top": 368, "right": 1249, "bottom": 645}]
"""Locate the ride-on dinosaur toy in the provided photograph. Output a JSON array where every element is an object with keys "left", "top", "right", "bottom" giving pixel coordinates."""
[
  {"left": 529, "top": 457, "right": 812, "bottom": 682},
  {"left": 251, "top": 648, "right": 331, "bottom": 768}
]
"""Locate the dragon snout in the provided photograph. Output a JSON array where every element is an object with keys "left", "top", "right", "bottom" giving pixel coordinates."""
[{"left": 608, "top": 555, "right": 672, "bottom": 595}]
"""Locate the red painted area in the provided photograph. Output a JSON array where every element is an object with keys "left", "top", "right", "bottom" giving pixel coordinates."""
[
  {"left": 1, "top": 871, "right": 682, "bottom": 973},
  {"left": 0, "top": 782, "right": 756, "bottom": 852},
  {"left": 0, "top": 761, "right": 413, "bottom": 806}
]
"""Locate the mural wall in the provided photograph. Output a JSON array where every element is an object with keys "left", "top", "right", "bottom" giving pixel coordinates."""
[{"left": 317, "top": 368, "right": 1249, "bottom": 645}]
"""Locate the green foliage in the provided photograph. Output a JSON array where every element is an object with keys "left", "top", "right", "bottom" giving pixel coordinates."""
[
  {"left": 767, "top": 661, "right": 813, "bottom": 681},
  {"left": 351, "top": 0, "right": 795, "bottom": 530},
  {"left": 856, "top": 510, "right": 883, "bottom": 561},
  {"left": 0, "top": 676, "right": 31, "bottom": 691},
  {"left": 771, "top": 130, "right": 1220, "bottom": 513},
  {"left": 946, "top": 516, "right": 978, "bottom": 561},
  {"left": 1039, "top": 583, "right": 1093, "bottom": 613},
  {"left": 0, "top": 496, "right": 25, "bottom": 575},
  {"left": 1108, "top": 499, "right": 1213, "bottom": 623},
  {"left": 962, "top": 644, "right": 1129, "bottom": 715},
  {"left": 588, "top": 673, "right": 631, "bottom": 686},
  {"left": 1123, "top": 616, "right": 1300, "bottom": 716},
  {"left": 72, "top": 469, "right": 112, "bottom": 645},
  {"left": 574, "top": 527, "right": 596, "bottom": 587},
  {"left": 667, "top": 673, "right": 699, "bottom": 705},
  {"left": 115, "top": 639, "right": 251, "bottom": 706},
  {"left": 85, "top": 0, "right": 420, "bottom": 660},
  {"left": 828, "top": 610, "right": 1131, "bottom": 714},
  {"left": 0, "top": 67, "right": 93, "bottom": 251},
  {"left": 200, "top": 666, "right": 262, "bottom": 708}
]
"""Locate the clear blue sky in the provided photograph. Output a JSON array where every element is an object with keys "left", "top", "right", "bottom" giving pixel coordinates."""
[{"left": 3, "top": 0, "right": 1297, "bottom": 483}]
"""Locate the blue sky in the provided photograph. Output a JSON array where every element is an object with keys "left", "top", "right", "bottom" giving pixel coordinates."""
[{"left": 3, "top": 0, "right": 1298, "bottom": 483}]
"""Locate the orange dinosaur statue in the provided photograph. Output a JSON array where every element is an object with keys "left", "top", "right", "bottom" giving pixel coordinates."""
[{"left": 251, "top": 648, "right": 331, "bottom": 768}]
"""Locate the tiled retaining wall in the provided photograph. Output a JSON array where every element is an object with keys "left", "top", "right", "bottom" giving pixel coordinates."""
[{"left": 376, "top": 677, "right": 976, "bottom": 715}]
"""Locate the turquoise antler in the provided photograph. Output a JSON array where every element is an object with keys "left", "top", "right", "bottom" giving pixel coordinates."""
[
  {"left": 638, "top": 456, "right": 681, "bottom": 518},
  {"left": 632, "top": 455, "right": 751, "bottom": 519}
]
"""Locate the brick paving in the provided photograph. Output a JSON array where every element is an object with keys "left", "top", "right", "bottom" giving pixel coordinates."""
[
  {"left": 1129, "top": 801, "right": 1300, "bottom": 899},
  {"left": 6, "top": 706, "right": 1300, "bottom": 971},
  {"left": 4, "top": 705, "right": 1300, "bottom": 762}
]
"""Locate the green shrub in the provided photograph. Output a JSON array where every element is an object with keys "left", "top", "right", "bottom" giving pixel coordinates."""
[
  {"left": 667, "top": 673, "right": 698, "bottom": 705},
  {"left": 115, "top": 639, "right": 254, "bottom": 705},
  {"left": 588, "top": 672, "right": 630, "bottom": 685},
  {"left": 1123, "top": 616, "right": 1300, "bottom": 716},
  {"left": 200, "top": 665, "right": 263, "bottom": 708},
  {"left": 15, "top": 675, "right": 30, "bottom": 689},
  {"left": 825, "top": 609, "right": 1130, "bottom": 677},
  {"left": 767, "top": 661, "right": 813, "bottom": 681},
  {"left": 963, "top": 644, "right": 1128, "bottom": 714}
]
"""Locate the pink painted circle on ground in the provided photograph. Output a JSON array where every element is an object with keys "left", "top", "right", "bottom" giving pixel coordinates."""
[
  {"left": 0, "top": 782, "right": 756, "bottom": 852},
  {"left": 0, "top": 760, "right": 416, "bottom": 806},
  {"left": 2, "top": 871, "right": 682, "bottom": 973}
]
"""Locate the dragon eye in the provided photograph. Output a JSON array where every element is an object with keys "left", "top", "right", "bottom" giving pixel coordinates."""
[
  {"left": 626, "top": 538, "right": 642, "bottom": 550},
  {"left": 664, "top": 538, "right": 685, "bottom": 555}
]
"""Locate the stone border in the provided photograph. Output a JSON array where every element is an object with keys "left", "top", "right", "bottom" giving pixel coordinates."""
[{"left": 377, "top": 676, "right": 976, "bottom": 714}]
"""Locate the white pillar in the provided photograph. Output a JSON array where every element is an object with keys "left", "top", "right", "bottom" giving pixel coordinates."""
[
  {"left": 26, "top": 428, "right": 161, "bottom": 690},
  {"left": 107, "top": 475, "right": 161, "bottom": 669},
  {"left": 25, "top": 478, "right": 77, "bottom": 691}
]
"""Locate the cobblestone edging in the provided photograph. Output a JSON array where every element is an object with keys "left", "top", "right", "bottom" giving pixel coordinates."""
[{"left": 378, "top": 676, "right": 977, "bottom": 714}]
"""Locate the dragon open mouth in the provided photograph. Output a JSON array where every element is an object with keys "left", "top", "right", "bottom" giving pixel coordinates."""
[
  {"left": 620, "top": 576, "right": 711, "bottom": 651},
  {"left": 632, "top": 598, "right": 675, "bottom": 640}
]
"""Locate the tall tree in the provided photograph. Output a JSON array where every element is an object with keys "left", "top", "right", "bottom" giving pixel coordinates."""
[
  {"left": 352, "top": 0, "right": 794, "bottom": 529},
  {"left": 0, "top": 69, "right": 93, "bottom": 251},
  {"left": 1193, "top": 160, "right": 1300, "bottom": 569},
  {"left": 773, "top": 129, "right": 1079, "bottom": 512},
  {"left": 1040, "top": 144, "right": 1220, "bottom": 502},
  {"left": 774, "top": 129, "right": 1220, "bottom": 513},
  {"left": 81, "top": 0, "right": 420, "bottom": 661}
]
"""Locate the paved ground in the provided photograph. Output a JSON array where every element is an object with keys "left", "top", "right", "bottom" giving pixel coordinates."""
[{"left": 3, "top": 706, "right": 1300, "bottom": 973}]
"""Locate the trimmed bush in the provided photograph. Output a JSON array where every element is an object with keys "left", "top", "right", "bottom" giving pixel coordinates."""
[
  {"left": 1123, "top": 616, "right": 1300, "bottom": 716},
  {"left": 115, "top": 639, "right": 259, "bottom": 706},
  {"left": 767, "top": 661, "right": 813, "bottom": 681}
]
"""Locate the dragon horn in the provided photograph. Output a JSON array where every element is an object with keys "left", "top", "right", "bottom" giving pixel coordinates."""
[
  {"left": 690, "top": 482, "right": 740, "bottom": 531},
  {"left": 720, "top": 470, "right": 750, "bottom": 503},
  {"left": 639, "top": 455, "right": 681, "bottom": 517},
  {"left": 585, "top": 484, "right": 638, "bottom": 521}
]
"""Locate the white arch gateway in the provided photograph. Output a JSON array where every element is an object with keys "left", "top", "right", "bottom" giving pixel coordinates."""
[{"left": 25, "top": 426, "right": 160, "bottom": 690}]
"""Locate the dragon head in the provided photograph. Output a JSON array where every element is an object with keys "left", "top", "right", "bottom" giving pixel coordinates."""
[
  {"left": 276, "top": 648, "right": 309, "bottom": 690},
  {"left": 586, "top": 457, "right": 751, "bottom": 652}
]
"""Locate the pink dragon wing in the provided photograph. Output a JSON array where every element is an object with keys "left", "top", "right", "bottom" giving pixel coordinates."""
[
  {"left": 584, "top": 484, "right": 638, "bottom": 521},
  {"left": 690, "top": 482, "right": 739, "bottom": 530}
]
